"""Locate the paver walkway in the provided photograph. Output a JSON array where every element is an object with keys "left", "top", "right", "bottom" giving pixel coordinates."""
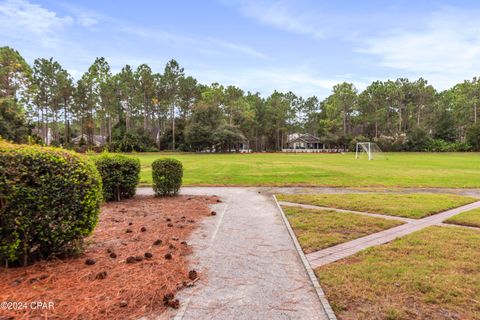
[
  {"left": 279, "top": 201, "right": 415, "bottom": 223},
  {"left": 279, "top": 201, "right": 480, "bottom": 268},
  {"left": 137, "top": 187, "right": 329, "bottom": 320}
]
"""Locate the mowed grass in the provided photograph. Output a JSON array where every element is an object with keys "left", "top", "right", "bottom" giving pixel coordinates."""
[
  {"left": 276, "top": 193, "right": 477, "bottom": 219},
  {"left": 317, "top": 226, "right": 480, "bottom": 320},
  {"left": 103, "top": 152, "right": 480, "bottom": 188},
  {"left": 282, "top": 206, "right": 404, "bottom": 253},
  {"left": 445, "top": 208, "right": 480, "bottom": 228}
]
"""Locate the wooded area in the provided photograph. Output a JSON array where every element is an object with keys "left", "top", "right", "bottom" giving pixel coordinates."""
[{"left": 1, "top": 46, "right": 479, "bottom": 152}]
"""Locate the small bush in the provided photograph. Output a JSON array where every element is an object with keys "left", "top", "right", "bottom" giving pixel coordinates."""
[
  {"left": 94, "top": 153, "right": 140, "bottom": 201},
  {"left": 0, "top": 141, "right": 102, "bottom": 266},
  {"left": 152, "top": 158, "right": 183, "bottom": 196}
]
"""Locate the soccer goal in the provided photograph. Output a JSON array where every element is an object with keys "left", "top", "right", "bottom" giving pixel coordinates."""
[{"left": 355, "top": 142, "right": 386, "bottom": 160}]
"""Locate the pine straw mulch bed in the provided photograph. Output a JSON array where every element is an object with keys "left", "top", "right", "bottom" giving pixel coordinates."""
[{"left": 0, "top": 194, "right": 220, "bottom": 320}]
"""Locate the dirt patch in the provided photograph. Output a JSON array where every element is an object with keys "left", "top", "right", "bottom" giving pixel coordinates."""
[{"left": 0, "top": 195, "right": 218, "bottom": 320}]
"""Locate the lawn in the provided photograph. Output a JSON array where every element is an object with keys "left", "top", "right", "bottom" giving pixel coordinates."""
[
  {"left": 282, "top": 206, "right": 404, "bottom": 253},
  {"left": 444, "top": 208, "right": 480, "bottom": 228},
  {"left": 316, "top": 226, "right": 480, "bottom": 320},
  {"left": 98, "top": 152, "right": 480, "bottom": 188},
  {"left": 276, "top": 193, "right": 477, "bottom": 219}
]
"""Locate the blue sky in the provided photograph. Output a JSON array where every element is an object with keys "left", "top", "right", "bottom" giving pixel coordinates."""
[{"left": 1, "top": 0, "right": 480, "bottom": 97}]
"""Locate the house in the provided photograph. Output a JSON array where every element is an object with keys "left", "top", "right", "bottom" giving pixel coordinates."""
[
  {"left": 285, "top": 133, "right": 325, "bottom": 150},
  {"left": 71, "top": 134, "right": 107, "bottom": 147}
]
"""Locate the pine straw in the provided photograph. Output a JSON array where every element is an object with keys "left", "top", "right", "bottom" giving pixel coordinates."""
[{"left": 0, "top": 195, "right": 219, "bottom": 320}]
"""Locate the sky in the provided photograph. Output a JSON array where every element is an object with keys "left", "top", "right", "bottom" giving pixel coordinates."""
[{"left": 1, "top": 0, "right": 480, "bottom": 98}]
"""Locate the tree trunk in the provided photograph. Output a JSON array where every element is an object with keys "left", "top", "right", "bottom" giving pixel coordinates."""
[
  {"left": 417, "top": 106, "right": 421, "bottom": 127},
  {"left": 64, "top": 98, "right": 69, "bottom": 143},
  {"left": 398, "top": 108, "right": 402, "bottom": 133},
  {"left": 144, "top": 111, "right": 148, "bottom": 133},
  {"left": 108, "top": 115, "right": 112, "bottom": 144},
  {"left": 125, "top": 99, "right": 131, "bottom": 133},
  {"left": 475, "top": 103, "right": 477, "bottom": 124},
  {"left": 171, "top": 103, "right": 175, "bottom": 151}
]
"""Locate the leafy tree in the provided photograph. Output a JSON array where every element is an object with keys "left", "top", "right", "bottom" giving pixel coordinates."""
[
  {"left": 213, "top": 124, "right": 246, "bottom": 152},
  {"left": 0, "top": 46, "right": 31, "bottom": 98},
  {"left": 332, "top": 82, "right": 357, "bottom": 136},
  {"left": 135, "top": 64, "right": 156, "bottom": 134},
  {"left": 433, "top": 110, "right": 457, "bottom": 142},
  {"left": 160, "top": 60, "right": 184, "bottom": 150},
  {"left": 407, "top": 127, "right": 431, "bottom": 151},
  {"left": 466, "top": 123, "right": 480, "bottom": 151},
  {"left": 117, "top": 65, "right": 136, "bottom": 133},
  {"left": 184, "top": 102, "right": 222, "bottom": 151},
  {"left": 0, "top": 47, "right": 31, "bottom": 142},
  {"left": 0, "top": 98, "right": 29, "bottom": 142},
  {"left": 3, "top": 46, "right": 480, "bottom": 153}
]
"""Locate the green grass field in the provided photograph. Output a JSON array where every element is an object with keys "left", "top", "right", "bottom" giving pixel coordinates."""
[
  {"left": 277, "top": 193, "right": 477, "bottom": 219},
  {"left": 445, "top": 208, "right": 480, "bottom": 228},
  {"left": 105, "top": 152, "right": 480, "bottom": 188},
  {"left": 282, "top": 206, "right": 404, "bottom": 253},
  {"left": 317, "top": 226, "right": 480, "bottom": 320}
]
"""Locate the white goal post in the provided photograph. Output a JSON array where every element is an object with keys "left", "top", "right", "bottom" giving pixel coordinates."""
[{"left": 355, "top": 142, "right": 385, "bottom": 160}]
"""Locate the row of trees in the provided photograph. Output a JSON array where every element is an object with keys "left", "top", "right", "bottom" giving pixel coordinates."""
[{"left": 1, "top": 46, "right": 479, "bottom": 151}]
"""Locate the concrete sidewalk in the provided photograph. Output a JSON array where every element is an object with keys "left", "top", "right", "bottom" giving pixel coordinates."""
[
  {"left": 301, "top": 200, "right": 480, "bottom": 268},
  {"left": 137, "top": 187, "right": 329, "bottom": 320}
]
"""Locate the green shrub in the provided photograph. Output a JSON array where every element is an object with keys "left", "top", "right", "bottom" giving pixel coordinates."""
[
  {"left": 94, "top": 153, "right": 140, "bottom": 201},
  {"left": 425, "top": 139, "right": 472, "bottom": 152},
  {"left": 112, "top": 132, "right": 158, "bottom": 152},
  {"left": 466, "top": 123, "right": 480, "bottom": 151},
  {"left": 0, "top": 141, "right": 102, "bottom": 266},
  {"left": 407, "top": 128, "right": 431, "bottom": 151},
  {"left": 152, "top": 158, "right": 183, "bottom": 196}
]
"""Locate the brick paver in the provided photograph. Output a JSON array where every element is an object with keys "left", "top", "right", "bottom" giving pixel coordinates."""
[{"left": 300, "top": 201, "right": 480, "bottom": 268}]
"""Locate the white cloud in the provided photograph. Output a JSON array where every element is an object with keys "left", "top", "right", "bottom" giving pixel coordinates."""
[
  {"left": 77, "top": 15, "right": 98, "bottom": 28},
  {"left": 119, "top": 25, "right": 267, "bottom": 60},
  {"left": 0, "top": 0, "right": 73, "bottom": 46},
  {"left": 187, "top": 64, "right": 366, "bottom": 97},
  {"left": 229, "top": 0, "right": 326, "bottom": 39},
  {"left": 208, "top": 38, "right": 267, "bottom": 59},
  {"left": 357, "top": 7, "right": 480, "bottom": 89}
]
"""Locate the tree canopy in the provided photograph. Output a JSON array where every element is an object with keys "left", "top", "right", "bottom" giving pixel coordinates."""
[{"left": 1, "top": 46, "right": 480, "bottom": 151}]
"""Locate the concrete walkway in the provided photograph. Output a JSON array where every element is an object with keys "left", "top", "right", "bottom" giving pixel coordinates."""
[
  {"left": 293, "top": 201, "right": 480, "bottom": 268},
  {"left": 137, "top": 187, "right": 329, "bottom": 320},
  {"left": 279, "top": 201, "right": 415, "bottom": 223}
]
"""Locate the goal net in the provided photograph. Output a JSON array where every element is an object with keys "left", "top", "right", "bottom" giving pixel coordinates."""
[{"left": 355, "top": 142, "right": 386, "bottom": 160}]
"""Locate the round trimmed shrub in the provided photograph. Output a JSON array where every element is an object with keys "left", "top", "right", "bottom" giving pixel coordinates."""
[
  {"left": 152, "top": 158, "right": 183, "bottom": 196},
  {"left": 0, "top": 141, "right": 102, "bottom": 266},
  {"left": 94, "top": 154, "right": 140, "bottom": 201}
]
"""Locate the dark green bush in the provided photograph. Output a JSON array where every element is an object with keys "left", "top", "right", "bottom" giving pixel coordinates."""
[
  {"left": 425, "top": 139, "right": 472, "bottom": 152},
  {"left": 94, "top": 153, "right": 140, "bottom": 201},
  {"left": 152, "top": 158, "right": 183, "bottom": 196},
  {"left": 0, "top": 141, "right": 102, "bottom": 266},
  {"left": 112, "top": 132, "right": 158, "bottom": 152},
  {"left": 466, "top": 123, "right": 480, "bottom": 151}
]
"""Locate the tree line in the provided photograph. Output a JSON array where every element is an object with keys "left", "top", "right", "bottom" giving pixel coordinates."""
[{"left": 1, "top": 46, "right": 479, "bottom": 152}]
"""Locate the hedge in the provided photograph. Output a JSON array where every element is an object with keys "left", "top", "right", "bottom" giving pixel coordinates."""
[
  {"left": 0, "top": 141, "right": 103, "bottom": 266},
  {"left": 152, "top": 158, "right": 183, "bottom": 196},
  {"left": 94, "top": 154, "right": 140, "bottom": 201}
]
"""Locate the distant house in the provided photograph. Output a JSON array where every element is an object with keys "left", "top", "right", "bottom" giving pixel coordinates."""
[
  {"left": 285, "top": 133, "right": 325, "bottom": 150},
  {"left": 71, "top": 134, "right": 107, "bottom": 147}
]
